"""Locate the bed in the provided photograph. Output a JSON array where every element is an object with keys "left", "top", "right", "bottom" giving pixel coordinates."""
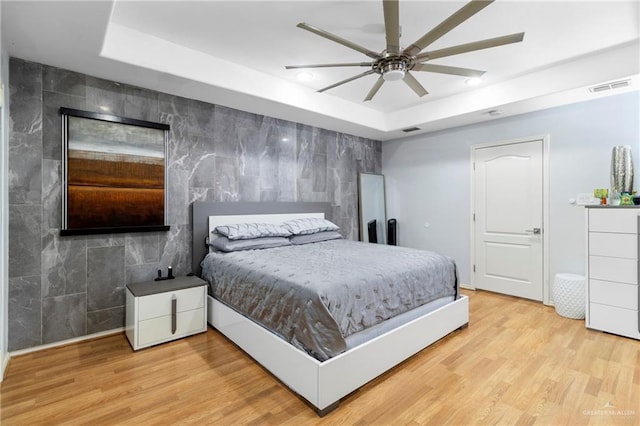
[{"left": 192, "top": 201, "right": 469, "bottom": 415}]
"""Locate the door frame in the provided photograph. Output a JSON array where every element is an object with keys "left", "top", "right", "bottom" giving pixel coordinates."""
[
  {"left": 0, "top": 80, "right": 7, "bottom": 380},
  {"left": 469, "top": 135, "right": 551, "bottom": 305}
]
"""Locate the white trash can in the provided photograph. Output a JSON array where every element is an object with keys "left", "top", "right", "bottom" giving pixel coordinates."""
[{"left": 553, "top": 273, "right": 586, "bottom": 319}]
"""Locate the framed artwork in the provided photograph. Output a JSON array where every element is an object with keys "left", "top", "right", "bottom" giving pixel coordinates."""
[{"left": 60, "top": 107, "right": 170, "bottom": 235}]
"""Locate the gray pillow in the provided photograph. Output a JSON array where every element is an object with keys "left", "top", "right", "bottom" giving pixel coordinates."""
[
  {"left": 215, "top": 222, "right": 291, "bottom": 240},
  {"left": 290, "top": 231, "right": 343, "bottom": 245},
  {"left": 210, "top": 236, "right": 291, "bottom": 252},
  {"left": 282, "top": 218, "right": 339, "bottom": 235}
]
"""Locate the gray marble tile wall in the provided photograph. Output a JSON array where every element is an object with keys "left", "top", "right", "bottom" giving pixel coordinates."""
[{"left": 7, "top": 57, "right": 382, "bottom": 351}]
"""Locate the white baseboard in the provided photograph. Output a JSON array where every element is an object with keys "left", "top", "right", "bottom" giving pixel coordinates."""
[
  {"left": 1, "top": 351, "right": 9, "bottom": 382},
  {"left": 9, "top": 328, "right": 124, "bottom": 357},
  {"left": 461, "top": 284, "right": 555, "bottom": 307}
]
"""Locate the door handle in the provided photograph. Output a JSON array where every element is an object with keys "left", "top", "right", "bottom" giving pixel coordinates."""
[{"left": 525, "top": 228, "right": 541, "bottom": 235}]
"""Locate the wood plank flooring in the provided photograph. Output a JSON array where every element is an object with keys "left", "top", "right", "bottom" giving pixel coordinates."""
[{"left": 2, "top": 290, "right": 639, "bottom": 425}]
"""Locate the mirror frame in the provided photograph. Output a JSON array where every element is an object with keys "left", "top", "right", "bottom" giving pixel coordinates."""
[{"left": 358, "top": 173, "right": 386, "bottom": 244}]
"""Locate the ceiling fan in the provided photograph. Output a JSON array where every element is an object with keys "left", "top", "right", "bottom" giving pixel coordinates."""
[{"left": 286, "top": 0, "right": 524, "bottom": 101}]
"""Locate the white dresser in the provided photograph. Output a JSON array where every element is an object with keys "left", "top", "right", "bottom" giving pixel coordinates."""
[
  {"left": 585, "top": 207, "right": 640, "bottom": 340},
  {"left": 125, "top": 275, "right": 207, "bottom": 350}
]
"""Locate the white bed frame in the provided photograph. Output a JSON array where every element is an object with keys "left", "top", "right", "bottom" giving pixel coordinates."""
[{"left": 200, "top": 208, "right": 469, "bottom": 415}]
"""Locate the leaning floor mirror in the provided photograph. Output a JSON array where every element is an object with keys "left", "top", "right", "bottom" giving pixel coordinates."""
[{"left": 358, "top": 173, "right": 386, "bottom": 244}]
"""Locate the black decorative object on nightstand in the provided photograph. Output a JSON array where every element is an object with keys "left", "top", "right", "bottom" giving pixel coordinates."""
[{"left": 154, "top": 266, "right": 175, "bottom": 281}]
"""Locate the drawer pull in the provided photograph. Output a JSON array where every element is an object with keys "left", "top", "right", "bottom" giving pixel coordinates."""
[{"left": 171, "top": 295, "right": 177, "bottom": 334}]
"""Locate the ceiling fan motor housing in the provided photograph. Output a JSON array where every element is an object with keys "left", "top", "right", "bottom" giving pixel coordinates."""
[{"left": 380, "top": 59, "right": 408, "bottom": 81}]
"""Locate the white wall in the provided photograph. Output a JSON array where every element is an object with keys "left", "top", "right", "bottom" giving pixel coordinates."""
[
  {"left": 0, "top": 0, "right": 10, "bottom": 380},
  {"left": 383, "top": 91, "right": 640, "bottom": 290}
]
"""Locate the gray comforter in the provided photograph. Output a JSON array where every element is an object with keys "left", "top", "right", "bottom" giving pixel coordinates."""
[{"left": 201, "top": 239, "right": 457, "bottom": 361}]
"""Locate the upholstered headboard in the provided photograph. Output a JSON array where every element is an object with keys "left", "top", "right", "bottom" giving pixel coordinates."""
[{"left": 191, "top": 201, "right": 333, "bottom": 276}]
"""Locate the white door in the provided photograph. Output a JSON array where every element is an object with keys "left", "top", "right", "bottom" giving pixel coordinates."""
[{"left": 473, "top": 139, "right": 544, "bottom": 301}]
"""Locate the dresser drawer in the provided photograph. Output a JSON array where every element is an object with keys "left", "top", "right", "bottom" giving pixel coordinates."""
[
  {"left": 589, "top": 209, "right": 640, "bottom": 234},
  {"left": 590, "top": 279, "right": 638, "bottom": 309},
  {"left": 138, "top": 286, "right": 205, "bottom": 321},
  {"left": 137, "top": 308, "right": 206, "bottom": 347},
  {"left": 589, "top": 256, "right": 638, "bottom": 285},
  {"left": 589, "top": 232, "right": 638, "bottom": 259},
  {"left": 588, "top": 303, "right": 640, "bottom": 340}
]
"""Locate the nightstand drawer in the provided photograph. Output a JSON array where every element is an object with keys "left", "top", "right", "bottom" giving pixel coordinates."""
[
  {"left": 589, "top": 232, "right": 638, "bottom": 259},
  {"left": 138, "top": 286, "right": 205, "bottom": 321},
  {"left": 589, "top": 303, "right": 640, "bottom": 339},
  {"left": 590, "top": 279, "right": 638, "bottom": 309},
  {"left": 589, "top": 255, "right": 638, "bottom": 285},
  {"left": 137, "top": 308, "right": 205, "bottom": 347}
]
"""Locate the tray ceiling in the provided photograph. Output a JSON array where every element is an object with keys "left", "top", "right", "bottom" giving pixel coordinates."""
[{"left": 3, "top": 1, "right": 639, "bottom": 140}]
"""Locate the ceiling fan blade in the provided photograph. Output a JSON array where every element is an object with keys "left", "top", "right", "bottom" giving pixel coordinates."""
[
  {"left": 286, "top": 62, "right": 373, "bottom": 69},
  {"left": 415, "top": 32, "right": 525, "bottom": 61},
  {"left": 318, "top": 70, "right": 376, "bottom": 93},
  {"left": 403, "top": 0, "right": 494, "bottom": 57},
  {"left": 297, "top": 22, "right": 381, "bottom": 60},
  {"left": 402, "top": 72, "right": 428, "bottom": 97},
  {"left": 383, "top": 0, "right": 400, "bottom": 55},
  {"left": 412, "top": 63, "right": 485, "bottom": 78},
  {"left": 364, "top": 76, "right": 385, "bottom": 101}
]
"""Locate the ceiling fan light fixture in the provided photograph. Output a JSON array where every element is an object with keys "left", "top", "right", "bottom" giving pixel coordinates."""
[{"left": 383, "top": 69, "right": 405, "bottom": 81}]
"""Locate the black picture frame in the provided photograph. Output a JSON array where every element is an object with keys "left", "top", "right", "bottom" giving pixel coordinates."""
[{"left": 60, "top": 107, "right": 171, "bottom": 236}]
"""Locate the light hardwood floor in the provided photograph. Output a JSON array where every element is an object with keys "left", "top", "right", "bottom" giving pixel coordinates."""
[{"left": 2, "top": 290, "right": 639, "bottom": 425}]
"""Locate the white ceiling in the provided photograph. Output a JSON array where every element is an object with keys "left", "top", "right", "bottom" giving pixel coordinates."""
[{"left": 2, "top": 1, "right": 639, "bottom": 140}]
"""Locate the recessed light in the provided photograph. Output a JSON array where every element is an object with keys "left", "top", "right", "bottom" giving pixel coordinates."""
[
  {"left": 99, "top": 105, "right": 110, "bottom": 112},
  {"left": 281, "top": 138, "right": 289, "bottom": 142},
  {"left": 296, "top": 71, "right": 314, "bottom": 82},
  {"left": 465, "top": 77, "right": 483, "bottom": 86}
]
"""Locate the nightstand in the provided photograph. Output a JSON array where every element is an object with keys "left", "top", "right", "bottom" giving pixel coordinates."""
[{"left": 125, "top": 275, "right": 208, "bottom": 350}]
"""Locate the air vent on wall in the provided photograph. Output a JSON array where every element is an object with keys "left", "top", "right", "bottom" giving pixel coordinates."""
[
  {"left": 589, "top": 79, "right": 630, "bottom": 93},
  {"left": 402, "top": 127, "right": 421, "bottom": 133}
]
